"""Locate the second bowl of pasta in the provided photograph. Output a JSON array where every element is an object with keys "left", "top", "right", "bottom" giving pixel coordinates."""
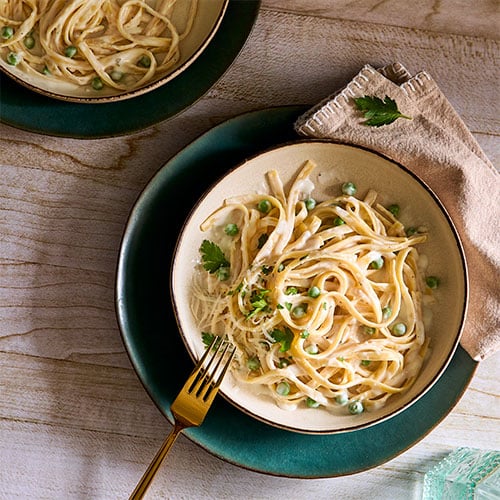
[
  {"left": 171, "top": 140, "right": 468, "bottom": 434},
  {"left": 0, "top": 0, "right": 228, "bottom": 103}
]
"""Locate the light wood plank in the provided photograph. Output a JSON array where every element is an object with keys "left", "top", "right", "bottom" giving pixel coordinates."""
[{"left": 262, "top": 0, "right": 500, "bottom": 39}]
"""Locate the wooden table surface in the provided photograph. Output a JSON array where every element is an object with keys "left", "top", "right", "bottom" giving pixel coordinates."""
[{"left": 1, "top": 1, "right": 499, "bottom": 499}]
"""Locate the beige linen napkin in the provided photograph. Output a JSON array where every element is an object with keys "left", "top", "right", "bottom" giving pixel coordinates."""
[{"left": 295, "top": 62, "right": 500, "bottom": 361}]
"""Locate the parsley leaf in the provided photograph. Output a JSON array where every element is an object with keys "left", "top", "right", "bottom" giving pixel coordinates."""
[
  {"left": 201, "top": 332, "right": 223, "bottom": 349},
  {"left": 199, "top": 239, "right": 230, "bottom": 279},
  {"left": 246, "top": 289, "right": 271, "bottom": 318},
  {"left": 271, "top": 327, "right": 294, "bottom": 352},
  {"left": 354, "top": 95, "right": 411, "bottom": 127}
]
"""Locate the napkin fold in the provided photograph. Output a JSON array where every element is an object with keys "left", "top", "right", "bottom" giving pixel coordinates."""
[{"left": 295, "top": 62, "right": 500, "bottom": 361}]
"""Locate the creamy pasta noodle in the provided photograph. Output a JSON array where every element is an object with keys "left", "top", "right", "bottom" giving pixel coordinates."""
[
  {"left": 193, "top": 160, "right": 433, "bottom": 415},
  {"left": 0, "top": 0, "right": 197, "bottom": 91}
]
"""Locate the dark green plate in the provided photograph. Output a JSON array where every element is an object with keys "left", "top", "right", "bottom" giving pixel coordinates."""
[
  {"left": 0, "top": 0, "right": 260, "bottom": 139},
  {"left": 116, "top": 106, "right": 477, "bottom": 478}
]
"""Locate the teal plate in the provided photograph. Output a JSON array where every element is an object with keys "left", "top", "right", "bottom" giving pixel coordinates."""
[
  {"left": 0, "top": 0, "right": 260, "bottom": 139},
  {"left": 116, "top": 106, "right": 477, "bottom": 478}
]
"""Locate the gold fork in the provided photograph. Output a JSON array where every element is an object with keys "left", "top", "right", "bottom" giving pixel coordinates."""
[{"left": 129, "top": 338, "right": 235, "bottom": 500}]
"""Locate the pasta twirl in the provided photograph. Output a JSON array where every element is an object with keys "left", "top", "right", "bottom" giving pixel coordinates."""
[
  {"left": 0, "top": 0, "right": 197, "bottom": 91},
  {"left": 193, "top": 160, "right": 431, "bottom": 415}
]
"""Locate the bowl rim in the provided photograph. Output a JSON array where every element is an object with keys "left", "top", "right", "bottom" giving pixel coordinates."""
[
  {"left": 170, "top": 138, "right": 469, "bottom": 435},
  {"left": 0, "top": 0, "right": 229, "bottom": 104}
]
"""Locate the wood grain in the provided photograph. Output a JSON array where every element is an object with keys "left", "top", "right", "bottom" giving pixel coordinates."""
[{"left": 0, "top": 1, "right": 498, "bottom": 498}]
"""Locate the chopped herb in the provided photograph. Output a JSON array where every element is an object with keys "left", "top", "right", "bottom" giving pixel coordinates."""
[
  {"left": 246, "top": 289, "right": 271, "bottom": 318},
  {"left": 257, "top": 233, "right": 268, "bottom": 249},
  {"left": 300, "top": 330, "right": 310, "bottom": 339},
  {"left": 354, "top": 95, "right": 411, "bottom": 127},
  {"left": 201, "top": 332, "right": 222, "bottom": 349},
  {"left": 388, "top": 204, "right": 400, "bottom": 217},
  {"left": 261, "top": 265, "right": 273, "bottom": 275},
  {"left": 271, "top": 327, "right": 294, "bottom": 352},
  {"left": 361, "top": 359, "right": 371, "bottom": 366},
  {"left": 285, "top": 286, "right": 298, "bottom": 295},
  {"left": 333, "top": 217, "right": 345, "bottom": 226},
  {"left": 278, "top": 357, "right": 292, "bottom": 368}
]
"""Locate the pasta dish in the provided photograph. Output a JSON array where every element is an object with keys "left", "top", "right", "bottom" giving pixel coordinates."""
[
  {"left": 0, "top": 0, "right": 197, "bottom": 91},
  {"left": 192, "top": 160, "right": 434, "bottom": 415}
]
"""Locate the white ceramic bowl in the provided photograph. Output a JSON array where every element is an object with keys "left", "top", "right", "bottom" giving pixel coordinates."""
[
  {"left": 0, "top": 0, "right": 228, "bottom": 103},
  {"left": 171, "top": 141, "right": 468, "bottom": 434}
]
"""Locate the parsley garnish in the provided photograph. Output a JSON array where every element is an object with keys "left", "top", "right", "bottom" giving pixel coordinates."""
[
  {"left": 201, "top": 332, "right": 223, "bottom": 349},
  {"left": 354, "top": 95, "right": 411, "bottom": 127},
  {"left": 271, "top": 327, "right": 294, "bottom": 352},
  {"left": 199, "top": 239, "right": 230, "bottom": 280},
  {"left": 246, "top": 289, "right": 271, "bottom": 318}
]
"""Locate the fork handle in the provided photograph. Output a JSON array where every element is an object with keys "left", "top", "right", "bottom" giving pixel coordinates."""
[{"left": 129, "top": 421, "right": 185, "bottom": 500}]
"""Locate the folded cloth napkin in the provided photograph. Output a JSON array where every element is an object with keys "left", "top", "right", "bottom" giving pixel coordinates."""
[{"left": 295, "top": 62, "right": 500, "bottom": 361}]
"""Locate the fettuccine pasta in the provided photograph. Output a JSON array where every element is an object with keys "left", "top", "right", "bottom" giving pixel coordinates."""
[
  {"left": 0, "top": 0, "right": 197, "bottom": 91},
  {"left": 193, "top": 160, "right": 431, "bottom": 415}
]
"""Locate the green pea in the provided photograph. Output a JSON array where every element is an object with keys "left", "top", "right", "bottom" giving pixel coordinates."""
[
  {"left": 247, "top": 356, "right": 260, "bottom": 371},
  {"left": 388, "top": 204, "right": 400, "bottom": 217},
  {"left": 335, "top": 393, "right": 348, "bottom": 405},
  {"left": 224, "top": 223, "right": 239, "bottom": 236},
  {"left": 333, "top": 216, "right": 345, "bottom": 226},
  {"left": 369, "top": 256, "right": 384, "bottom": 269},
  {"left": 305, "top": 198, "right": 316, "bottom": 211},
  {"left": 426, "top": 276, "right": 440, "bottom": 289},
  {"left": 342, "top": 181, "right": 357, "bottom": 196},
  {"left": 291, "top": 304, "right": 307, "bottom": 319},
  {"left": 392, "top": 322, "right": 407, "bottom": 336},
  {"left": 276, "top": 381, "right": 290, "bottom": 396},
  {"left": 257, "top": 199, "right": 271, "bottom": 213},
  {"left": 24, "top": 35, "right": 35, "bottom": 49},
  {"left": 216, "top": 266, "right": 230, "bottom": 281},
  {"left": 6, "top": 52, "right": 21, "bottom": 66},
  {"left": 348, "top": 400, "right": 364, "bottom": 414},
  {"left": 91, "top": 77, "right": 103, "bottom": 90},
  {"left": 363, "top": 326, "right": 376, "bottom": 335},
  {"left": 382, "top": 306, "right": 392, "bottom": 320},
  {"left": 110, "top": 70, "right": 123, "bottom": 82},
  {"left": 361, "top": 359, "right": 371, "bottom": 366},
  {"left": 305, "top": 344, "right": 319, "bottom": 355},
  {"left": 42, "top": 65, "right": 51, "bottom": 75},
  {"left": 64, "top": 45, "right": 77, "bottom": 58},
  {"left": 308, "top": 286, "right": 321, "bottom": 298},
  {"left": 306, "top": 397, "right": 320, "bottom": 408},
  {"left": 1, "top": 26, "right": 14, "bottom": 40},
  {"left": 138, "top": 55, "right": 151, "bottom": 68}
]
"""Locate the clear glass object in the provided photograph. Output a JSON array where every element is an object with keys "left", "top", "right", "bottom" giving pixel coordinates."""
[{"left": 422, "top": 447, "right": 500, "bottom": 499}]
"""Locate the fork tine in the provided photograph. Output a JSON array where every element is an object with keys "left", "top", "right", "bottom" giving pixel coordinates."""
[
  {"left": 189, "top": 338, "right": 233, "bottom": 399},
  {"left": 198, "top": 342, "right": 235, "bottom": 402}
]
